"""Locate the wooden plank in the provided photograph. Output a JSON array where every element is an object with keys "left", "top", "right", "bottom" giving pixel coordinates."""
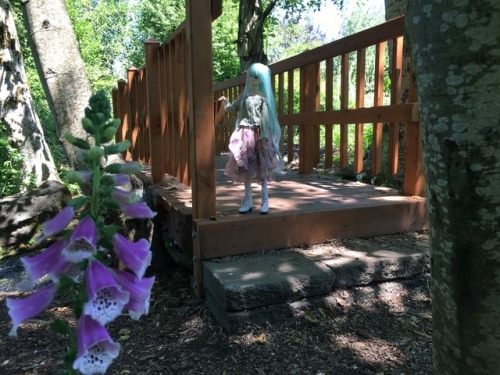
[
  {"left": 194, "top": 197, "right": 427, "bottom": 259},
  {"left": 325, "top": 58, "right": 333, "bottom": 168},
  {"left": 159, "top": 45, "right": 170, "bottom": 178},
  {"left": 145, "top": 38, "right": 164, "bottom": 184},
  {"left": 287, "top": 69, "right": 294, "bottom": 163},
  {"left": 127, "top": 67, "right": 139, "bottom": 161},
  {"left": 354, "top": 49, "right": 366, "bottom": 173},
  {"left": 177, "top": 31, "right": 190, "bottom": 186},
  {"left": 339, "top": 53, "right": 349, "bottom": 169},
  {"left": 404, "top": 64, "right": 425, "bottom": 196},
  {"left": 371, "top": 42, "right": 385, "bottom": 175},
  {"left": 299, "top": 63, "right": 320, "bottom": 174},
  {"left": 388, "top": 36, "right": 403, "bottom": 176},
  {"left": 278, "top": 103, "right": 418, "bottom": 126}
]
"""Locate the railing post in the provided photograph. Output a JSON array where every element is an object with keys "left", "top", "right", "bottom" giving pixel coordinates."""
[
  {"left": 404, "top": 66, "right": 425, "bottom": 196},
  {"left": 186, "top": 0, "right": 216, "bottom": 297},
  {"left": 145, "top": 38, "right": 164, "bottom": 184},
  {"left": 299, "top": 63, "right": 320, "bottom": 174}
]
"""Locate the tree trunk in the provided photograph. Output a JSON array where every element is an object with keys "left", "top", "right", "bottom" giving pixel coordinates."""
[
  {"left": 406, "top": 1, "right": 500, "bottom": 374},
  {"left": 21, "top": 0, "right": 92, "bottom": 170},
  {"left": 237, "top": 0, "right": 277, "bottom": 72},
  {"left": 0, "top": 0, "right": 59, "bottom": 186}
]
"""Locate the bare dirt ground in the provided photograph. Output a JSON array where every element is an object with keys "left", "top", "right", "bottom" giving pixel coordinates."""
[{"left": 0, "top": 232, "right": 432, "bottom": 375}]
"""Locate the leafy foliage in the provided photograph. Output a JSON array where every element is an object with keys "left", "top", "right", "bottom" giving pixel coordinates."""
[{"left": 0, "top": 121, "right": 34, "bottom": 197}]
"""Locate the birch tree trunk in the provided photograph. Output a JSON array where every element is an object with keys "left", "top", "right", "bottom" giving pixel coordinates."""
[
  {"left": 407, "top": 1, "right": 500, "bottom": 373},
  {"left": 21, "top": 0, "right": 92, "bottom": 169},
  {"left": 0, "top": 0, "right": 59, "bottom": 186}
]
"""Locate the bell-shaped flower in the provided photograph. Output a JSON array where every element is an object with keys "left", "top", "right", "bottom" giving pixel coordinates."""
[
  {"left": 119, "top": 201, "right": 156, "bottom": 219},
  {"left": 73, "top": 315, "right": 120, "bottom": 375},
  {"left": 83, "top": 260, "right": 129, "bottom": 325},
  {"left": 111, "top": 188, "right": 141, "bottom": 205},
  {"left": 21, "top": 239, "right": 81, "bottom": 283},
  {"left": 38, "top": 206, "right": 75, "bottom": 242},
  {"left": 112, "top": 269, "right": 155, "bottom": 320},
  {"left": 112, "top": 233, "right": 152, "bottom": 278},
  {"left": 112, "top": 173, "right": 129, "bottom": 186},
  {"left": 6, "top": 283, "right": 57, "bottom": 336},
  {"left": 62, "top": 216, "right": 98, "bottom": 263}
]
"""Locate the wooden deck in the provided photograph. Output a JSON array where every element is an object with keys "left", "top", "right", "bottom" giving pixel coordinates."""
[{"left": 149, "top": 154, "right": 427, "bottom": 293}]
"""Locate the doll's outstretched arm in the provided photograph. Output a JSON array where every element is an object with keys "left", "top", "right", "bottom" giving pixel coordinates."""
[{"left": 219, "top": 95, "right": 241, "bottom": 112}]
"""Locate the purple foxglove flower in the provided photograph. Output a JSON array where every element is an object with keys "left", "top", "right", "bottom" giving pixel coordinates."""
[
  {"left": 119, "top": 201, "right": 156, "bottom": 219},
  {"left": 112, "top": 234, "right": 152, "bottom": 278},
  {"left": 62, "top": 216, "right": 98, "bottom": 263},
  {"left": 112, "top": 174, "right": 129, "bottom": 186},
  {"left": 112, "top": 269, "right": 155, "bottom": 320},
  {"left": 6, "top": 283, "right": 57, "bottom": 336},
  {"left": 21, "top": 239, "right": 81, "bottom": 283},
  {"left": 73, "top": 315, "right": 120, "bottom": 375},
  {"left": 38, "top": 206, "right": 75, "bottom": 241},
  {"left": 111, "top": 188, "right": 141, "bottom": 205},
  {"left": 84, "top": 260, "right": 129, "bottom": 325}
]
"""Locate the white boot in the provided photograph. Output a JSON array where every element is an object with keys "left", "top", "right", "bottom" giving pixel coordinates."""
[
  {"left": 260, "top": 179, "right": 269, "bottom": 215},
  {"left": 239, "top": 178, "right": 253, "bottom": 214}
]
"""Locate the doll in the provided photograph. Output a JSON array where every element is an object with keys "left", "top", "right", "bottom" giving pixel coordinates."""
[{"left": 218, "top": 63, "right": 284, "bottom": 214}]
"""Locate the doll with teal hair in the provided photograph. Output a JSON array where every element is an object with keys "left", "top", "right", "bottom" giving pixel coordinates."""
[{"left": 219, "top": 63, "right": 285, "bottom": 214}]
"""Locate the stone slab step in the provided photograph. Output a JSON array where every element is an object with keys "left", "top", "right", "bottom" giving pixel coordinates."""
[{"left": 203, "top": 233, "right": 429, "bottom": 331}]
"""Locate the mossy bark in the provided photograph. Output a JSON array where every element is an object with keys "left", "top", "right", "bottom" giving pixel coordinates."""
[{"left": 407, "top": 1, "right": 500, "bottom": 373}]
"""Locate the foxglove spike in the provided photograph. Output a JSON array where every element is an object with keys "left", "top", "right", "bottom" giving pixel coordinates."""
[
  {"left": 113, "top": 234, "right": 152, "bottom": 278},
  {"left": 84, "top": 260, "right": 129, "bottom": 325},
  {"left": 112, "top": 269, "right": 155, "bottom": 320},
  {"left": 39, "top": 206, "right": 75, "bottom": 241},
  {"left": 6, "top": 283, "right": 57, "bottom": 336},
  {"left": 73, "top": 315, "right": 120, "bottom": 375},
  {"left": 119, "top": 201, "right": 156, "bottom": 219},
  {"left": 62, "top": 216, "right": 98, "bottom": 263}
]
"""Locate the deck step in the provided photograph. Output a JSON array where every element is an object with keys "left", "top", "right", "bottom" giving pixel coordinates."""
[{"left": 203, "top": 232, "right": 429, "bottom": 331}]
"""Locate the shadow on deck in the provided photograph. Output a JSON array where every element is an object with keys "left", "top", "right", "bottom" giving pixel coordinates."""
[{"left": 149, "top": 154, "right": 427, "bottom": 261}]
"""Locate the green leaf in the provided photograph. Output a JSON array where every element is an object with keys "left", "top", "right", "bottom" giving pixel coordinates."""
[
  {"left": 67, "top": 196, "right": 90, "bottom": 211},
  {"left": 64, "top": 133, "right": 91, "bottom": 150}
]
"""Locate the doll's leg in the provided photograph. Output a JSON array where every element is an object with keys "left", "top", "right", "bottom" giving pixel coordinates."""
[
  {"left": 239, "top": 175, "right": 253, "bottom": 214},
  {"left": 260, "top": 178, "right": 269, "bottom": 215}
]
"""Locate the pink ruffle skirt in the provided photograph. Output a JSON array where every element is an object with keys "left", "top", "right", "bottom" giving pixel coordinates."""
[{"left": 224, "top": 127, "right": 279, "bottom": 183}]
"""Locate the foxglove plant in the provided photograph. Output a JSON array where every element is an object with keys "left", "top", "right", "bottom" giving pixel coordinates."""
[{"left": 6, "top": 91, "right": 156, "bottom": 375}]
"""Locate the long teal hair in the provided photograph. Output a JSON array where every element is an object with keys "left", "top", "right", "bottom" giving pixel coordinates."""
[{"left": 239, "top": 63, "right": 285, "bottom": 171}]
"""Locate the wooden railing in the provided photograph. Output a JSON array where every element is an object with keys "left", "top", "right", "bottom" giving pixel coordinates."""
[
  {"left": 112, "top": 0, "right": 220, "bottom": 220},
  {"left": 214, "top": 16, "right": 424, "bottom": 196},
  {"left": 113, "top": 14, "right": 424, "bottom": 208}
]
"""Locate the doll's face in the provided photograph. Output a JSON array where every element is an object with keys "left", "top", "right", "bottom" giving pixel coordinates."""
[{"left": 249, "top": 73, "right": 261, "bottom": 86}]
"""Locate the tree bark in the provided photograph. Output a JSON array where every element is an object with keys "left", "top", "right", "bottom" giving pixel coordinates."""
[
  {"left": 237, "top": 0, "right": 277, "bottom": 72},
  {"left": 407, "top": 1, "right": 500, "bottom": 373},
  {"left": 21, "top": 0, "right": 92, "bottom": 169},
  {"left": 0, "top": 0, "right": 59, "bottom": 186}
]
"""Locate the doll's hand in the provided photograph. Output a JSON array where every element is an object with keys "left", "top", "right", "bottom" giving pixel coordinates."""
[{"left": 218, "top": 96, "right": 227, "bottom": 102}]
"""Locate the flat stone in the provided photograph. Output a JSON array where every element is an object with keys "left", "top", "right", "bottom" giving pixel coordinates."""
[
  {"left": 203, "top": 251, "right": 335, "bottom": 312},
  {"left": 202, "top": 234, "right": 429, "bottom": 332}
]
